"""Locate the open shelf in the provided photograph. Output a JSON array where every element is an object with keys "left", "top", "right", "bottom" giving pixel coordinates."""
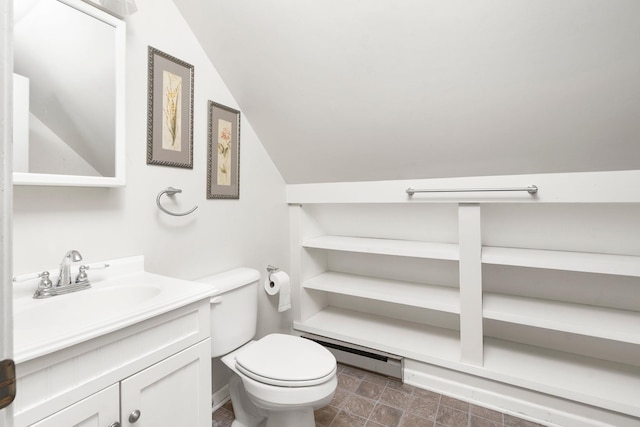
[
  {"left": 295, "top": 307, "right": 640, "bottom": 417},
  {"left": 304, "top": 272, "right": 460, "bottom": 314},
  {"left": 291, "top": 201, "right": 640, "bottom": 424},
  {"left": 303, "top": 235, "right": 459, "bottom": 261},
  {"left": 293, "top": 306, "right": 460, "bottom": 365},
  {"left": 484, "top": 293, "right": 640, "bottom": 345},
  {"left": 483, "top": 338, "right": 640, "bottom": 417},
  {"left": 482, "top": 246, "right": 640, "bottom": 277}
]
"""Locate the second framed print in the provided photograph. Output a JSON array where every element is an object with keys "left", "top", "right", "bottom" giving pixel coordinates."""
[
  {"left": 147, "top": 46, "right": 194, "bottom": 168},
  {"left": 207, "top": 101, "right": 240, "bottom": 199}
]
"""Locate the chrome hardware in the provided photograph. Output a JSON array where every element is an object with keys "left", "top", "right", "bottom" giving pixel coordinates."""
[
  {"left": 75, "top": 265, "right": 89, "bottom": 285},
  {"left": 32, "top": 250, "right": 95, "bottom": 299},
  {"left": 75, "top": 263, "right": 110, "bottom": 285},
  {"left": 56, "top": 250, "right": 83, "bottom": 287},
  {"left": 129, "top": 409, "right": 141, "bottom": 423},
  {"left": 156, "top": 187, "right": 198, "bottom": 216},
  {"left": 406, "top": 185, "right": 538, "bottom": 196},
  {"left": 108, "top": 423, "right": 121, "bottom": 427},
  {"left": 32, "top": 271, "right": 54, "bottom": 299}
]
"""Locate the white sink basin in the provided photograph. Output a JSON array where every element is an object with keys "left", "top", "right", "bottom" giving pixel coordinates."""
[
  {"left": 13, "top": 256, "right": 218, "bottom": 363},
  {"left": 14, "top": 285, "right": 162, "bottom": 331}
]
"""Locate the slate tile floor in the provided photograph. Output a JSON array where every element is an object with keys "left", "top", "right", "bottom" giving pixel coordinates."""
[{"left": 212, "top": 363, "right": 547, "bottom": 427}]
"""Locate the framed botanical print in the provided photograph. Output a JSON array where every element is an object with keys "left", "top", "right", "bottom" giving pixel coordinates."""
[
  {"left": 207, "top": 101, "right": 240, "bottom": 199},
  {"left": 146, "top": 46, "right": 194, "bottom": 168}
]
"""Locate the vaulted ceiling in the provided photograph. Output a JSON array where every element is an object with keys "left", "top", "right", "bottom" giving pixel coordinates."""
[{"left": 174, "top": 0, "right": 640, "bottom": 184}]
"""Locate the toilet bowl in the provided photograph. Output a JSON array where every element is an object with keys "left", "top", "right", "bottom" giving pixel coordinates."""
[
  {"left": 222, "top": 334, "right": 337, "bottom": 427},
  {"left": 198, "top": 268, "right": 337, "bottom": 427}
]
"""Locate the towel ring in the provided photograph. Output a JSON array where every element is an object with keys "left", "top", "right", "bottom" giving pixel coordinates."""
[{"left": 156, "top": 187, "right": 198, "bottom": 217}]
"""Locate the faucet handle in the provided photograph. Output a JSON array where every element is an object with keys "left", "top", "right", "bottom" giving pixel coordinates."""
[
  {"left": 33, "top": 271, "right": 54, "bottom": 299},
  {"left": 75, "top": 263, "right": 110, "bottom": 284},
  {"left": 75, "top": 265, "right": 89, "bottom": 285},
  {"left": 39, "top": 271, "right": 53, "bottom": 288},
  {"left": 13, "top": 271, "right": 45, "bottom": 283}
]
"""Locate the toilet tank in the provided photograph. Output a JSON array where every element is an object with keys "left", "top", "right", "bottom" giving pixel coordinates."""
[{"left": 196, "top": 268, "right": 261, "bottom": 357}]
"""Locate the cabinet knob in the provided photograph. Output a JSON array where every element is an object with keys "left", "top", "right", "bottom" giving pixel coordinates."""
[
  {"left": 108, "top": 423, "right": 121, "bottom": 427},
  {"left": 128, "top": 409, "right": 141, "bottom": 423}
]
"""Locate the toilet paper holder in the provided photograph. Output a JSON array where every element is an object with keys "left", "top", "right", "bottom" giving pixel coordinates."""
[
  {"left": 264, "top": 265, "right": 292, "bottom": 312},
  {"left": 266, "top": 265, "right": 279, "bottom": 280}
]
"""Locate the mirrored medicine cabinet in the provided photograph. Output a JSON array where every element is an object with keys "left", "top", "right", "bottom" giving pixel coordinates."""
[{"left": 13, "top": 0, "right": 126, "bottom": 187}]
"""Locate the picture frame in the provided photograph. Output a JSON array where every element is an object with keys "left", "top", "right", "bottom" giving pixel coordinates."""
[
  {"left": 207, "top": 100, "right": 240, "bottom": 199},
  {"left": 146, "top": 46, "right": 194, "bottom": 168}
]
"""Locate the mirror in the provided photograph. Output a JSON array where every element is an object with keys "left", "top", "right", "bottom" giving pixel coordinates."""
[{"left": 13, "top": 0, "right": 125, "bottom": 187}]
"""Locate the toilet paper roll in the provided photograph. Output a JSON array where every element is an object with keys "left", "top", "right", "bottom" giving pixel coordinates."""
[{"left": 264, "top": 271, "right": 291, "bottom": 312}]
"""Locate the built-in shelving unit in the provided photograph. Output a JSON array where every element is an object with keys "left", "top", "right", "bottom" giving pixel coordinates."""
[{"left": 288, "top": 173, "right": 640, "bottom": 425}]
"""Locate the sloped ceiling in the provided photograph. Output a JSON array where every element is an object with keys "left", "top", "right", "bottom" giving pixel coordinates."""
[{"left": 173, "top": 0, "right": 640, "bottom": 184}]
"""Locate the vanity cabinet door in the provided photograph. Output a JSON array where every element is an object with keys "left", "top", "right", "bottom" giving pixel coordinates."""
[
  {"left": 29, "top": 384, "right": 119, "bottom": 427},
  {"left": 120, "top": 340, "right": 211, "bottom": 427}
]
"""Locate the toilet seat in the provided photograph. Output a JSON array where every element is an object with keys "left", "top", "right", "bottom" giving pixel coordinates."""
[{"left": 235, "top": 334, "right": 336, "bottom": 387}]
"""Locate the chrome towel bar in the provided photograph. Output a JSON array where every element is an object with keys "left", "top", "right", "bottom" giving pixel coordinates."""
[
  {"left": 156, "top": 187, "right": 198, "bottom": 216},
  {"left": 406, "top": 185, "right": 538, "bottom": 196}
]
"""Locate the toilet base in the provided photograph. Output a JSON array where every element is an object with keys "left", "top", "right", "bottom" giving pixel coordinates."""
[
  {"left": 228, "top": 375, "right": 266, "bottom": 427},
  {"left": 265, "top": 409, "right": 315, "bottom": 427},
  {"left": 227, "top": 371, "right": 333, "bottom": 427},
  {"left": 229, "top": 410, "right": 314, "bottom": 427}
]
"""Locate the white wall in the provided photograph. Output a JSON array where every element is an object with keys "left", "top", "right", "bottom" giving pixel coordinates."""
[
  {"left": 11, "top": 0, "right": 291, "bottom": 396},
  {"left": 176, "top": 0, "right": 640, "bottom": 184}
]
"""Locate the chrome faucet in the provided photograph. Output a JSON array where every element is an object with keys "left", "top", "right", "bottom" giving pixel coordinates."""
[
  {"left": 56, "top": 249, "right": 83, "bottom": 287},
  {"left": 32, "top": 250, "right": 93, "bottom": 298}
]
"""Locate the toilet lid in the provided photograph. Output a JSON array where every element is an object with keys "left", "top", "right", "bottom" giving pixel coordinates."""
[{"left": 235, "top": 334, "right": 336, "bottom": 387}]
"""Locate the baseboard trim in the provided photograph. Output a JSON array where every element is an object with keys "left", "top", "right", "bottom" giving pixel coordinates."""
[
  {"left": 404, "top": 360, "right": 639, "bottom": 427},
  {"left": 211, "top": 385, "right": 230, "bottom": 413}
]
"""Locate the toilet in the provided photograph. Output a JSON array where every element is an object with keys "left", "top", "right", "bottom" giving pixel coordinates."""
[{"left": 198, "top": 268, "right": 337, "bottom": 427}]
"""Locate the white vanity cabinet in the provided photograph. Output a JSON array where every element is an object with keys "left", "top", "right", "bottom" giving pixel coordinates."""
[
  {"left": 30, "top": 385, "right": 119, "bottom": 427},
  {"left": 14, "top": 300, "right": 212, "bottom": 427},
  {"left": 120, "top": 340, "right": 210, "bottom": 427}
]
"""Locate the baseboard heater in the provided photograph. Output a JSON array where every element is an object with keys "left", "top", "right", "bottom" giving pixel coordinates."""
[{"left": 301, "top": 334, "right": 403, "bottom": 380}]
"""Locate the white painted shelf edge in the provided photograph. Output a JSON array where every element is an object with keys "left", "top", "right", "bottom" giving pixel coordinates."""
[
  {"left": 293, "top": 306, "right": 459, "bottom": 364},
  {"left": 303, "top": 235, "right": 460, "bottom": 261},
  {"left": 294, "top": 306, "right": 640, "bottom": 417},
  {"left": 482, "top": 246, "right": 640, "bottom": 277},
  {"left": 483, "top": 338, "right": 640, "bottom": 417},
  {"left": 286, "top": 170, "right": 640, "bottom": 204},
  {"left": 304, "top": 271, "right": 460, "bottom": 314},
  {"left": 484, "top": 293, "right": 640, "bottom": 345}
]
